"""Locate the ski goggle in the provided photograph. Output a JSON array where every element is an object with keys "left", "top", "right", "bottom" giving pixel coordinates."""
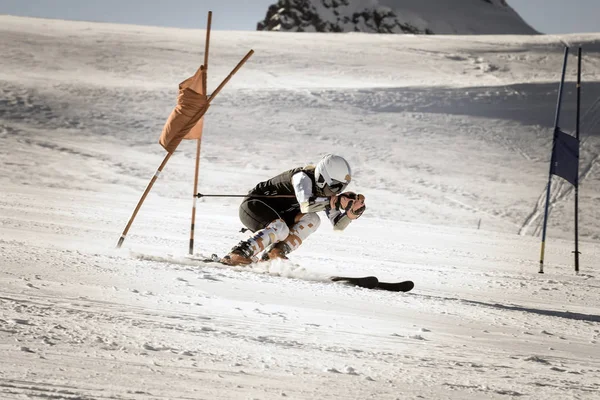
[
  {"left": 317, "top": 174, "right": 346, "bottom": 194},
  {"left": 328, "top": 180, "right": 346, "bottom": 193}
]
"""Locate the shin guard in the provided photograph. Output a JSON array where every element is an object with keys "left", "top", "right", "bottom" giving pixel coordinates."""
[{"left": 282, "top": 213, "right": 321, "bottom": 252}]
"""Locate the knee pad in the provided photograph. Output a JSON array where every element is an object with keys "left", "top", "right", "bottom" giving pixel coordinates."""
[
  {"left": 283, "top": 213, "right": 321, "bottom": 252},
  {"left": 266, "top": 219, "right": 290, "bottom": 242},
  {"left": 299, "top": 213, "right": 321, "bottom": 231},
  {"left": 247, "top": 219, "right": 289, "bottom": 254}
]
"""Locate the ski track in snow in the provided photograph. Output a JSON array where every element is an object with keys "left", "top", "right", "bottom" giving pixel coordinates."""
[{"left": 1, "top": 15, "right": 600, "bottom": 400}]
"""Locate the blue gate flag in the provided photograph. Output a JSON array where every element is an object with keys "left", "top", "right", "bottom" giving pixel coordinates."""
[{"left": 551, "top": 128, "right": 580, "bottom": 186}]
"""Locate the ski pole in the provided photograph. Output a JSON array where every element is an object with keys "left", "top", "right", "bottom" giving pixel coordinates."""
[{"left": 195, "top": 193, "right": 296, "bottom": 199}]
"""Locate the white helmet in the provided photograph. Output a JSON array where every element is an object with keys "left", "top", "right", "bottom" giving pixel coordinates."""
[{"left": 315, "top": 154, "right": 351, "bottom": 196}]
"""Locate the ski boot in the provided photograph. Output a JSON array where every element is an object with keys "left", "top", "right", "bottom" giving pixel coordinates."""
[
  {"left": 221, "top": 241, "right": 255, "bottom": 266},
  {"left": 260, "top": 241, "right": 291, "bottom": 262}
]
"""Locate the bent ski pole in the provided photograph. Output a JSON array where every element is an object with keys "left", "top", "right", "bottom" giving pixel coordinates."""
[{"left": 195, "top": 193, "right": 296, "bottom": 199}]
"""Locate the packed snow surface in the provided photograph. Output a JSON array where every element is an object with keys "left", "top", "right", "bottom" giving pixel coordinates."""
[{"left": 1, "top": 15, "right": 600, "bottom": 399}]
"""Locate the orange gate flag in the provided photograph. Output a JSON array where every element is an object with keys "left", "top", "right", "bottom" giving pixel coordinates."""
[{"left": 159, "top": 65, "right": 207, "bottom": 153}]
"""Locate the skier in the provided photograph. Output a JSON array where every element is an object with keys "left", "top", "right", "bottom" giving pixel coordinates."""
[{"left": 221, "top": 154, "right": 366, "bottom": 266}]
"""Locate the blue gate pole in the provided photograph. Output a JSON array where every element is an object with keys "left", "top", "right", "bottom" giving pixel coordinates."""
[
  {"left": 539, "top": 47, "right": 569, "bottom": 274},
  {"left": 574, "top": 47, "right": 582, "bottom": 274}
]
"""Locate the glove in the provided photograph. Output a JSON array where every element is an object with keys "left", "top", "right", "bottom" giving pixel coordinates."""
[
  {"left": 330, "top": 192, "right": 366, "bottom": 219},
  {"left": 346, "top": 193, "right": 366, "bottom": 220},
  {"left": 330, "top": 191, "right": 355, "bottom": 211}
]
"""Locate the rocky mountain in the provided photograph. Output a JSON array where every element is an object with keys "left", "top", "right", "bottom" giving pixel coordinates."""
[{"left": 257, "top": 0, "right": 537, "bottom": 35}]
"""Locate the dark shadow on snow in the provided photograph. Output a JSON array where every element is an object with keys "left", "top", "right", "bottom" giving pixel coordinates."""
[
  {"left": 311, "top": 82, "right": 600, "bottom": 134},
  {"left": 415, "top": 293, "right": 600, "bottom": 323}
]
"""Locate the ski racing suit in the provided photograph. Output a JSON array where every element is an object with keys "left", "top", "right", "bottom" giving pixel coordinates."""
[{"left": 238, "top": 166, "right": 354, "bottom": 255}]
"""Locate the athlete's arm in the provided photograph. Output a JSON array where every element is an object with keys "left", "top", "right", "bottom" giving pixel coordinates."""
[{"left": 292, "top": 172, "right": 330, "bottom": 213}]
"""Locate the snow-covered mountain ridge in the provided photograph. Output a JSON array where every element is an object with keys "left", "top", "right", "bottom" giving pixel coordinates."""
[{"left": 257, "top": 0, "right": 538, "bottom": 34}]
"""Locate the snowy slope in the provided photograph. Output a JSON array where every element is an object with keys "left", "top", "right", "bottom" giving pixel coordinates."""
[
  {"left": 2, "top": 15, "right": 600, "bottom": 400},
  {"left": 257, "top": 0, "right": 538, "bottom": 34}
]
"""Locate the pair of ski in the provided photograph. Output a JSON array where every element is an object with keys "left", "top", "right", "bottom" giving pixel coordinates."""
[
  {"left": 330, "top": 275, "right": 414, "bottom": 292},
  {"left": 195, "top": 254, "right": 414, "bottom": 293}
]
